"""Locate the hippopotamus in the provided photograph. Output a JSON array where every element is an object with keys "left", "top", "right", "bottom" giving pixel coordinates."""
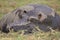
[{"left": 0, "top": 4, "right": 56, "bottom": 33}]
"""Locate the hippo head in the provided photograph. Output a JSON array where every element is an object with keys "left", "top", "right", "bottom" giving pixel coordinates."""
[{"left": 26, "top": 5, "right": 56, "bottom": 25}]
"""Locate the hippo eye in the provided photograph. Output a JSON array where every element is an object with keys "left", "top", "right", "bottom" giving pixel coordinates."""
[{"left": 38, "top": 14, "right": 42, "bottom": 19}]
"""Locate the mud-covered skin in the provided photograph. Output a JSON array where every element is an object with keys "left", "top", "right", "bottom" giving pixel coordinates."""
[{"left": 0, "top": 4, "right": 56, "bottom": 33}]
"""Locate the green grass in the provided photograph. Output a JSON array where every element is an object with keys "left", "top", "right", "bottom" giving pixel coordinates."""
[{"left": 0, "top": 0, "right": 60, "bottom": 40}]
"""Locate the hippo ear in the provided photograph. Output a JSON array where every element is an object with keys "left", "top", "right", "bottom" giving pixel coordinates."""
[
  {"left": 15, "top": 9, "right": 27, "bottom": 19},
  {"left": 13, "top": 8, "right": 23, "bottom": 19},
  {"left": 15, "top": 8, "right": 27, "bottom": 14},
  {"left": 17, "top": 9, "right": 23, "bottom": 19},
  {"left": 15, "top": 9, "right": 22, "bottom": 14},
  {"left": 38, "top": 12, "right": 47, "bottom": 22},
  {"left": 38, "top": 14, "right": 42, "bottom": 19}
]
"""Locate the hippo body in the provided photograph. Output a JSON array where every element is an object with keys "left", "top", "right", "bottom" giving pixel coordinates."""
[{"left": 0, "top": 4, "right": 56, "bottom": 33}]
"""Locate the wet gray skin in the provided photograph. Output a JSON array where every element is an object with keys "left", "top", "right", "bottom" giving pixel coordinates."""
[{"left": 0, "top": 4, "right": 56, "bottom": 33}]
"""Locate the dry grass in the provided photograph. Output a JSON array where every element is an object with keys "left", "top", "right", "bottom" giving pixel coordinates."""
[{"left": 0, "top": 30, "right": 60, "bottom": 40}]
